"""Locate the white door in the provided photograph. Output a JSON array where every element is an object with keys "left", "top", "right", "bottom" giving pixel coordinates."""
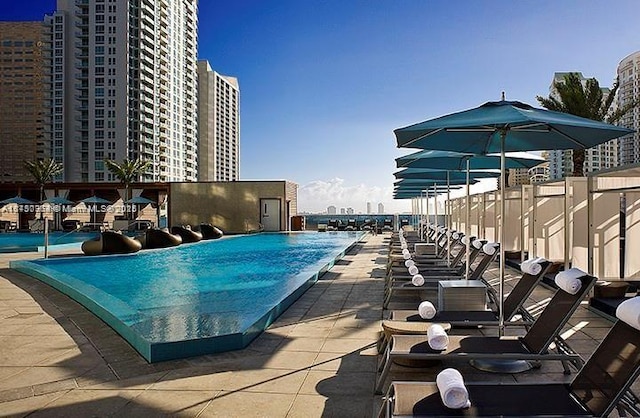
[{"left": 261, "top": 199, "right": 281, "bottom": 231}]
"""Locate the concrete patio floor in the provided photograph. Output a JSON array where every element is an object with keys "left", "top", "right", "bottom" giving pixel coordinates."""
[{"left": 0, "top": 233, "right": 635, "bottom": 417}]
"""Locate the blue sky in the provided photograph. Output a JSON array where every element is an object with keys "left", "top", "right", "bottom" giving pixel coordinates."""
[{"left": 5, "top": 1, "right": 640, "bottom": 213}]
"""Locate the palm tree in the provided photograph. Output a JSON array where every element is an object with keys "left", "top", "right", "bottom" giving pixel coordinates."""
[
  {"left": 23, "top": 158, "right": 63, "bottom": 201},
  {"left": 104, "top": 158, "right": 152, "bottom": 219},
  {"left": 537, "top": 73, "right": 637, "bottom": 176}
]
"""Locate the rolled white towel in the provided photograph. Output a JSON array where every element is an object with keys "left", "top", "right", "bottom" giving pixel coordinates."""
[
  {"left": 402, "top": 252, "right": 412, "bottom": 260},
  {"left": 472, "top": 239, "right": 483, "bottom": 250},
  {"left": 616, "top": 296, "right": 640, "bottom": 331},
  {"left": 412, "top": 274, "right": 425, "bottom": 286},
  {"left": 436, "top": 368, "right": 471, "bottom": 409},
  {"left": 461, "top": 236, "right": 470, "bottom": 245},
  {"left": 408, "top": 265, "right": 419, "bottom": 276},
  {"left": 482, "top": 242, "right": 499, "bottom": 255},
  {"left": 452, "top": 232, "right": 460, "bottom": 240},
  {"left": 427, "top": 323, "right": 449, "bottom": 350},
  {"left": 446, "top": 231, "right": 452, "bottom": 238},
  {"left": 404, "top": 259, "right": 416, "bottom": 268},
  {"left": 402, "top": 248, "right": 410, "bottom": 256},
  {"left": 418, "top": 300, "right": 436, "bottom": 319},
  {"left": 520, "top": 257, "right": 546, "bottom": 275},
  {"left": 555, "top": 268, "right": 585, "bottom": 295},
  {"left": 401, "top": 243, "right": 408, "bottom": 250}
]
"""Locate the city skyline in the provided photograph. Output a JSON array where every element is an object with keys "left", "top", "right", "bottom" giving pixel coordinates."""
[{"left": 3, "top": 1, "right": 640, "bottom": 213}]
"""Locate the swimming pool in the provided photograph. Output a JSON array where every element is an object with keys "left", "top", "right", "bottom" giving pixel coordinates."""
[
  {"left": 11, "top": 231, "right": 364, "bottom": 362},
  {"left": 0, "top": 231, "right": 100, "bottom": 253}
]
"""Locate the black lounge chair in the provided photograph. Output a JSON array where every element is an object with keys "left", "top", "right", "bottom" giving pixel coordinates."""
[
  {"left": 379, "top": 297, "right": 640, "bottom": 417},
  {"left": 345, "top": 218, "right": 357, "bottom": 231},
  {"left": 376, "top": 273, "right": 596, "bottom": 394},
  {"left": 326, "top": 219, "right": 339, "bottom": 231},
  {"left": 383, "top": 245, "right": 498, "bottom": 309},
  {"left": 379, "top": 261, "right": 552, "bottom": 353},
  {"left": 382, "top": 218, "right": 393, "bottom": 232}
]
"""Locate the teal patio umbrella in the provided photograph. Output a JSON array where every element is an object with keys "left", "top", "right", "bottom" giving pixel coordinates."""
[
  {"left": 393, "top": 168, "right": 500, "bottom": 180},
  {"left": 395, "top": 150, "right": 544, "bottom": 279},
  {"left": 394, "top": 99, "right": 634, "bottom": 349}
]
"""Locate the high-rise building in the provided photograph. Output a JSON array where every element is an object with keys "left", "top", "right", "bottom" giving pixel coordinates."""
[
  {"left": 378, "top": 202, "right": 384, "bottom": 214},
  {"left": 546, "top": 72, "right": 618, "bottom": 179},
  {"left": 340, "top": 208, "right": 346, "bottom": 215},
  {"left": 366, "top": 201, "right": 371, "bottom": 214},
  {"left": 507, "top": 168, "right": 531, "bottom": 187},
  {"left": 45, "top": 0, "right": 198, "bottom": 182},
  {"left": 197, "top": 60, "right": 239, "bottom": 181},
  {"left": 346, "top": 207, "right": 354, "bottom": 215},
  {"left": 617, "top": 51, "right": 640, "bottom": 166},
  {"left": 0, "top": 22, "right": 47, "bottom": 182},
  {"left": 327, "top": 205, "right": 336, "bottom": 215}
]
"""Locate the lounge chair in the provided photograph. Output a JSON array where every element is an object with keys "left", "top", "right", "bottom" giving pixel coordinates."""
[
  {"left": 326, "top": 219, "right": 339, "bottom": 231},
  {"left": 383, "top": 245, "right": 498, "bottom": 309},
  {"left": 378, "top": 296, "right": 640, "bottom": 418},
  {"left": 376, "top": 272, "right": 596, "bottom": 393},
  {"left": 382, "top": 218, "right": 393, "bottom": 232},
  {"left": 345, "top": 218, "right": 357, "bottom": 231},
  {"left": 379, "top": 260, "right": 552, "bottom": 353}
]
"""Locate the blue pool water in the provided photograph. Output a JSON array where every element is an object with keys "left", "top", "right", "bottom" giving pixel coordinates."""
[
  {"left": 0, "top": 232, "right": 100, "bottom": 253},
  {"left": 11, "top": 231, "right": 364, "bottom": 362}
]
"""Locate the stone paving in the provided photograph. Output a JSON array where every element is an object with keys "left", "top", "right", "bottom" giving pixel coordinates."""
[
  {"left": 0, "top": 234, "right": 387, "bottom": 417},
  {"left": 0, "top": 233, "right": 635, "bottom": 417}
]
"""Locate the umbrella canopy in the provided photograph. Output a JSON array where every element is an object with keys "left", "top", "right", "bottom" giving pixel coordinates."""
[
  {"left": 396, "top": 150, "right": 545, "bottom": 170},
  {"left": 0, "top": 196, "right": 36, "bottom": 206},
  {"left": 80, "top": 196, "right": 112, "bottom": 205},
  {"left": 41, "top": 196, "right": 75, "bottom": 205},
  {"left": 395, "top": 100, "right": 633, "bottom": 152},
  {"left": 394, "top": 99, "right": 634, "bottom": 345},
  {"left": 125, "top": 196, "right": 156, "bottom": 205},
  {"left": 394, "top": 168, "right": 500, "bottom": 180},
  {"left": 394, "top": 178, "right": 477, "bottom": 187}
]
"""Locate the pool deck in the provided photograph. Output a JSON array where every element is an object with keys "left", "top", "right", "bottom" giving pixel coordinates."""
[{"left": 0, "top": 233, "right": 635, "bottom": 417}]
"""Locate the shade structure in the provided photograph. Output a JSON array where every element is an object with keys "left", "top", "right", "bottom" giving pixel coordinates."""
[
  {"left": 395, "top": 178, "right": 477, "bottom": 187},
  {"left": 41, "top": 196, "right": 74, "bottom": 205},
  {"left": 80, "top": 196, "right": 111, "bottom": 227},
  {"left": 394, "top": 168, "right": 500, "bottom": 180},
  {"left": 394, "top": 99, "right": 634, "bottom": 343},
  {"left": 125, "top": 196, "right": 156, "bottom": 205},
  {"left": 395, "top": 100, "right": 633, "bottom": 152},
  {"left": 0, "top": 196, "right": 36, "bottom": 206},
  {"left": 397, "top": 150, "right": 545, "bottom": 170}
]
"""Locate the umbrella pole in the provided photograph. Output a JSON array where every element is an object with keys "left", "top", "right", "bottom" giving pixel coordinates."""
[
  {"left": 446, "top": 171, "right": 451, "bottom": 267},
  {"left": 433, "top": 183, "right": 438, "bottom": 251},
  {"left": 499, "top": 131, "right": 506, "bottom": 337},
  {"left": 425, "top": 190, "right": 430, "bottom": 244},
  {"left": 465, "top": 158, "right": 471, "bottom": 280}
]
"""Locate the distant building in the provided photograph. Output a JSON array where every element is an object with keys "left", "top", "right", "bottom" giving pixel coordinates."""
[
  {"left": 340, "top": 208, "right": 346, "bottom": 214},
  {"left": 0, "top": 21, "right": 48, "bottom": 182},
  {"left": 197, "top": 60, "right": 240, "bottom": 181},
  {"left": 507, "top": 168, "right": 531, "bottom": 187},
  {"left": 327, "top": 205, "right": 337, "bottom": 215},
  {"left": 529, "top": 161, "right": 550, "bottom": 184},
  {"left": 617, "top": 51, "right": 640, "bottom": 166},
  {"left": 546, "top": 72, "right": 618, "bottom": 179},
  {"left": 366, "top": 202, "right": 372, "bottom": 214},
  {"left": 378, "top": 202, "right": 384, "bottom": 214},
  {"left": 45, "top": 0, "right": 199, "bottom": 182},
  {"left": 346, "top": 207, "right": 354, "bottom": 215}
]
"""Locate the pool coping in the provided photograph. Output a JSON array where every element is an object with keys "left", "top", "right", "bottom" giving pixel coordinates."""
[{"left": 10, "top": 231, "right": 366, "bottom": 363}]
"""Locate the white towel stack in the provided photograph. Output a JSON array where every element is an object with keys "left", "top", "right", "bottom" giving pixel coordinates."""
[
  {"left": 520, "top": 257, "right": 546, "bottom": 276},
  {"left": 412, "top": 274, "right": 425, "bottom": 287},
  {"left": 402, "top": 252, "right": 412, "bottom": 260},
  {"left": 482, "top": 242, "right": 499, "bottom": 255},
  {"left": 555, "top": 268, "right": 585, "bottom": 295},
  {"left": 453, "top": 232, "right": 460, "bottom": 240},
  {"left": 616, "top": 296, "right": 640, "bottom": 331},
  {"left": 427, "top": 323, "right": 449, "bottom": 350},
  {"left": 408, "top": 265, "right": 419, "bottom": 276},
  {"left": 436, "top": 368, "right": 471, "bottom": 409},
  {"left": 472, "top": 239, "right": 483, "bottom": 250},
  {"left": 404, "top": 259, "right": 416, "bottom": 268},
  {"left": 418, "top": 300, "right": 437, "bottom": 319}
]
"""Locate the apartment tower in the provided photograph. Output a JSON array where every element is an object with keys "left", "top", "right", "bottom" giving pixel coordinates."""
[
  {"left": 45, "top": 0, "right": 198, "bottom": 182},
  {"left": 0, "top": 22, "right": 48, "bottom": 182},
  {"left": 617, "top": 51, "right": 640, "bottom": 166},
  {"left": 546, "top": 72, "right": 618, "bottom": 179},
  {"left": 197, "top": 60, "right": 240, "bottom": 181}
]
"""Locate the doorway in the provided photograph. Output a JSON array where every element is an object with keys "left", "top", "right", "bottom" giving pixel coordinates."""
[{"left": 260, "top": 198, "right": 281, "bottom": 231}]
